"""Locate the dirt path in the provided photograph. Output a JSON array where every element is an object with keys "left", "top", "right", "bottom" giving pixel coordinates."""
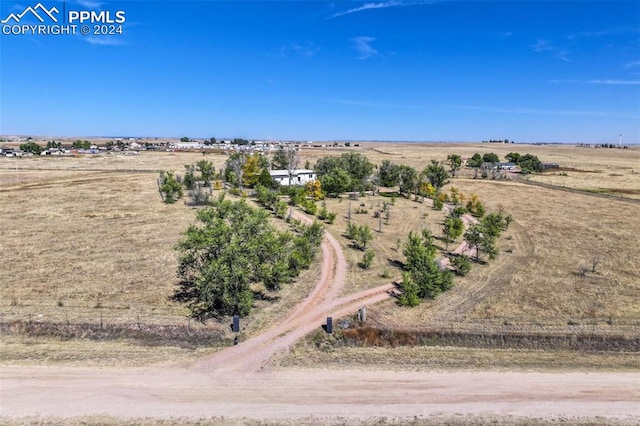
[
  {"left": 1, "top": 211, "right": 637, "bottom": 423},
  {"left": 2, "top": 366, "right": 638, "bottom": 422}
]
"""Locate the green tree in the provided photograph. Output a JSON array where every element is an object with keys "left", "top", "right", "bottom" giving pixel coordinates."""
[
  {"left": 451, "top": 254, "right": 472, "bottom": 276},
  {"left": 72, "top": 140, "right": 91, "bottom": 149},
  {"left": 319, "top": 167, "right": 352, "bottom": 196},
  {"left": 258, "top": 168, "right": 275, "bottom": 188},
  {"left": 467, "top": 153, "right": 483, "bottom": 167},
  {"left": 183, "top": 164, "right": 197, "bottom": 190},
  {"left": 505, "top": 152, "right": 521, "bottom": 163},
  {"left": 423, "top": 160, "right": 449, "bottom": 191},
  {"left": 196, "top": 160, "right": 215, "bottom": 186},
  {"left": 159, "top": 171, "right": 183, "bottom": 204},
  {"left": 315, "top": 152, "right": 374, "bottom": 192},
  {"left": 398, "top": 272, "right": 420, "bottom": 307},
  {"left": 19, "top": 142, "right": 43, "bottom": 154},
  {"left": 482, "top": 153, "right": 500, "bottom": 164},
  {"left": 361, "top": 249, "right": 375, "bottom": 269},
  {"left": 174, "top": 198, "right": 323, "bottom": 320},
  {"left": 447, "top": 154, "right": 463, "bottom": 177},
  {"left": 378, "top": 160, "right": 401, "bottom": 187},
  {"left": 518, "top": 153, "right": 544, "bottom": 174},
  {"left": 442, "top": 216, "right": 464, "bottom": 251},
  {"left": 463, "top": 224, "right": 483, "bottom": 262},
  {"left": 180, "top": 137, "right": 190, "bottom": 142},
  {"left": 355, "top": 224, "right": 373, "bottom": 251},
  {"left": 397, "top": 165, "right": 418, "bottom": 195},
  {"left": 403, "top": 231, "right": 453, "bottom": 299}
]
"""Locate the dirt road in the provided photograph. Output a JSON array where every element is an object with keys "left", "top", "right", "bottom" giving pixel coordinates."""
[
  {"left": 1, "top": 218, "right": 638, "bottom": 423},
  {"left": 2, "top": 366, "right": 639, "bottom": 422}
]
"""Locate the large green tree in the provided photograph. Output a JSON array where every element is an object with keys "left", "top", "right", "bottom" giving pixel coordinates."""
[
  {"left": 378, "top": 160, "right": 401, "bottom": 187},
  {"left": 20, "top": 142, "right": 43, "bottom": 154},
  {"left": 315, "top": 152, "right": 374, "bottom": 193},
  {"left": 422, "top": 160, "right": 449, "bottom": 191},
  {"left": 174, "top": 197, "right": 324, "bottom": 321}
]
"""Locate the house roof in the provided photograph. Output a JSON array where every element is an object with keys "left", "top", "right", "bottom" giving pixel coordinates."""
[{"left": 269, "top": 169, "right": 316, "bottom": 177}]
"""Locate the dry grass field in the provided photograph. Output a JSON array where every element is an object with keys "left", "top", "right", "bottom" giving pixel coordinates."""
[{"left": 1, "top": 143, "right": 639, "bottom": 366}]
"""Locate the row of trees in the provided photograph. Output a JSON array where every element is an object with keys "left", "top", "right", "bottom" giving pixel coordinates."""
[
  {"left": 466, "top": 151, "right": 543, "bottom": 174},
  {"left": 377, "top": 159, "right": 450, "bottom": 195},
  {"left": 173, "top": 196, "right": 325, "bottom": 320}
]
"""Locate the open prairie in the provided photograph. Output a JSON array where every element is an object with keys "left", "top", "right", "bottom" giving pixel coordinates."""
[{"left": 1, "top": 143, "right": 639, "bottom": 368}]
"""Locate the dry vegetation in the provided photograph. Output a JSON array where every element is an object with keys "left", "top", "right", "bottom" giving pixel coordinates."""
[{"left": 1, "top": 143, "right": 639, "bottom": 367}]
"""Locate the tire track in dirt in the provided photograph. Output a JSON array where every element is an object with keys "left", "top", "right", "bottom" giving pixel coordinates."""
[
  {"left": 428, "top": 219, "right": 535, "bottom": 323},
  {"left": 195, "top": 205, "right": 487, "bottom": 373}
]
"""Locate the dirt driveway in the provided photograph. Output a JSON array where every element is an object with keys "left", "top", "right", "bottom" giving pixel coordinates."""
[{"left": 1, "top": 216, "right": 639, "bottom": 423}]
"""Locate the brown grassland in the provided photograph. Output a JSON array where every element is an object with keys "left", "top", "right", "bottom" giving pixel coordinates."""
[{"left": 1, "top": 142, "right": 639, "bottom": 369}]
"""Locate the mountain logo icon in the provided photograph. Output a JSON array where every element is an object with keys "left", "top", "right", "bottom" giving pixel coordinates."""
[{"left": 1, "top": 3, "right": 59, "bottom": 24}]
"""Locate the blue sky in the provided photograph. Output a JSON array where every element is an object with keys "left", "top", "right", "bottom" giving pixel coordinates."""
[{"left": 1, "top": 0, "right": 639, "bottom": 143}]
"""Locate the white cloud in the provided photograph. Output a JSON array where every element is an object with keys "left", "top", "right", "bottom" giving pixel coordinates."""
[
  {"left": 551, "top": 79, "right": 640, "bottom": 85},
  {"left": 330, "top": 1, "right": 401, "bottom": 18},
  {"left": 84, "top": 36, "right": 126, "bottom": 46},
  {"left": 351, "top": 36, "right": 380, "bottom": 59},
  {"left": 532, "top": 40, "right": 569, "bottom": 62},
  {"left": 329, "top": 1, "right": 434, "bottom": 18}
]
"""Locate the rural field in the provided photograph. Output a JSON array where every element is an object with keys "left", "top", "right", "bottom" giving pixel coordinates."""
[{"left": 1, "top": 142, "right": 639, "bottom": 424}]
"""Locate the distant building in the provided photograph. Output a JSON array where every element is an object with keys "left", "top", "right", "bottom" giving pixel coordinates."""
[
  {"left": 542, "top": 163, "right": 560, "bottom": 170},
  {"left": 496, "top": 162, "right": 517, "bottom": 170},
  {"left": 269, "top": 169, "right": 317, "bottom": 186}
]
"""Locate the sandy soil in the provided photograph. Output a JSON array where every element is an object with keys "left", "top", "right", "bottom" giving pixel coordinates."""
[
  {"left": 1, "top": 214, "right": 638, "bottom": 423},
  {"left": 2, "top": 366, "right": 639, "bottom": 423}
]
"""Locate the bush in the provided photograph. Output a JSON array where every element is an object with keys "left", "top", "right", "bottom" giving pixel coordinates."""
[
  {"left": 303, "top": 200, "right": 318, "bottom": 215},
  {"left": 361, "top": 250, "right": 375, "bottom": 269},
  {"left": 432, "top": 198, "right": 443, "bottom": 210},
  {"left": 326, "top": 212, "right": 337, "bottom": 224},
  {"left": 188, "top": 186, "right": 210, "bottom": 206},
  {"left": 318, "top": 206, "right": 329, "bottom": 220},
  {"left": 451, "top": 254, "right": 472, "bottom": 276}
]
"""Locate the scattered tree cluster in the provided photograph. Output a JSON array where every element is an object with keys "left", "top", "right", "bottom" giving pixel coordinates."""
[
  {"left": 505, "top": 152, "right": 543, "bottom": 174},
  {"left": 316, "top": 152, "right": 375, "bottom": 195},
  {"left": 19, "top": 142, "right": 44, "bottom": 154},
  {"left": 346, "top": 223, "right": 374, "bottom": 251},
  {"left": 174, "top": 196, "right": 324, "bottom": 321},
  {"left": 464, "top": 211, "right": 512, "bottom": 262}
]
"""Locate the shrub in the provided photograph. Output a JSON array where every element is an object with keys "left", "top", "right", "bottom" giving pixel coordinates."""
[
  {"left": 361, "top": 250, "right": 375, "bottom": 269},
  {"left": 451, "top": 255, "right": 472, "bottom": 276}
]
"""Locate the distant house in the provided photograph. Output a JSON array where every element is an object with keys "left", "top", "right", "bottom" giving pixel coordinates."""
[
  {"left": 269, "top": 169, "right": 317, "bottom": 186},
  {"left": 496, "top": 162, "right": 517, "bottom": 170}
]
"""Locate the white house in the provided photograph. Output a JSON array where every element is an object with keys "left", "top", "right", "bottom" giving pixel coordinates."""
[{"left": 270, "top": 169, "right": 317, "bottom": 186}]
